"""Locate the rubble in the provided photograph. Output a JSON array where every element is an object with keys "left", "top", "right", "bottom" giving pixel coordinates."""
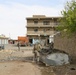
[
  {"left": 0, "top": 49, "right": 15, "bottom": 54},
  {"left": 33, "top": 43, "right": 70, "bottom": 66}
]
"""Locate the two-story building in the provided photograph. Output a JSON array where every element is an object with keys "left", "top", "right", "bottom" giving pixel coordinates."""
[{"left": 26, "top": 15, "right": 60, "bottom": 45}]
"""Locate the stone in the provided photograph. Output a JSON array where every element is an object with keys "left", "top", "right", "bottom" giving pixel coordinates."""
[{"left": 40, "top": 53, "right": 69, "bottom": 66}]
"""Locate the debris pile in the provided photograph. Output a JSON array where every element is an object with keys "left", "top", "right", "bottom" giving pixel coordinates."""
[{"left": 33, "top": 43, "right": 70, "bottom": 66}]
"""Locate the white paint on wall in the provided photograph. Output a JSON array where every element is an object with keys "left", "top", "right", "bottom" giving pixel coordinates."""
[
  {"left": 0, "top": 40, "right": 1, "bottom": 44},
  {"left": 0, "top": 39, "right": 8, "bottom": 45},
  {"left": 49, "top": 35, "right": 54, "bottom": 43}
]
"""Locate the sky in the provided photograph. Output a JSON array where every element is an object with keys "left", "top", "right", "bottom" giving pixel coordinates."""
[{"left": 0, "top": 0, "right": 71, "bottom": 39}]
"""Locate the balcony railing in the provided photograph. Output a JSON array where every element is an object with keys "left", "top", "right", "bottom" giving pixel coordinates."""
[
  {"left": 26, "top": 23, "right": 59, "bottom": 27},
  {"left": 27, "top": 31, "right": 54, "bottom": 35}
]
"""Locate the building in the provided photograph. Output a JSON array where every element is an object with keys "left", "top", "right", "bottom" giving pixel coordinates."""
[
  {"left": 0, "top": 34, "right": 9, "bottom": 45},
  {"left": 26, "top": 15, "right": 60, "bottom": 45}
]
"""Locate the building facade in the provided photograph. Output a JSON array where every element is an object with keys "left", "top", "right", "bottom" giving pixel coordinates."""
[
  {"left": 26, "top": 15, "right": 60, "bottom": 45},
  {"left": 0, "top": 34, "right": 9, "bottom": 45}
]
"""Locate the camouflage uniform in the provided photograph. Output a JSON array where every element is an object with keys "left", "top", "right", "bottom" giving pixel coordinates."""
[{"left": 33, "top": 43, "right": 42, "bottom": 62}]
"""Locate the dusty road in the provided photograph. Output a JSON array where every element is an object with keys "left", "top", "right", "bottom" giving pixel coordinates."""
[
  {"left": 0, "top": 61, "right": 41, "bottom": 75},
  {"left": 0, "top": 44, "right": 42, "bottom": 75}
]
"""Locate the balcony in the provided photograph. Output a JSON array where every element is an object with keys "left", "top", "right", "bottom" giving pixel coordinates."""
[
  {"left": 26, "top": 23, "right": 59, "bottom": 28},
  {"left": 27, "top": 30, "right": 54, "bottom": 36}
]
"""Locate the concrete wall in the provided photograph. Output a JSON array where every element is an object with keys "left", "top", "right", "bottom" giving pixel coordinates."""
[
  {"left": 27, "top": 27, "right": 54, "bottom": 35},
  {"left": 54, "top": 34, "right": 76, "bottom": 58},
  {"left": 0, "top": 39, "right": 8, "bottom": 45}
]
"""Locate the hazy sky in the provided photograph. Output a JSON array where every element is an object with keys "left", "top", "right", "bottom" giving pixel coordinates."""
[{"left": 0, "top": 0, "right": 71, "bottom": 39}]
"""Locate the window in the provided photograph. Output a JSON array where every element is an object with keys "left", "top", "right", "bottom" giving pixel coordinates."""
[
  {"left": 34, "top": 29, "right": 38, "bottom": 32},
  {"left": 54, "top": 20, "right": 59, "bottom": 25},
  {"left": 55, "top": 22, "right": 59, "bottom": 25},
  {"left": 43, "top": 29, "right": 46, "bottom": 32},
  {"left": 43, "top": 21, "right": 50, "bottom": 25},
  {"left": 34, "top": 21, "right": 38, "bottom": 24}
]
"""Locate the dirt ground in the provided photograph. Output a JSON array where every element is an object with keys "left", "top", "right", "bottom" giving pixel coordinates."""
[
  {"left": 0, "top": 44, "right": 42, "bottom": 75},
  {"left": 41, "top": 64, "right": 76, "bottom": 75},
  {"left": 0, "top": 44, "right": 76, "bottom": 75},
  {"left": 0, "top": 61, "right": 41, "bottom": 75}
]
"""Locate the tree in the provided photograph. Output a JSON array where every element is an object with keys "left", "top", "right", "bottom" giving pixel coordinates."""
[{"left": 57, "top": 0, "right": 76, "bottom": 36}]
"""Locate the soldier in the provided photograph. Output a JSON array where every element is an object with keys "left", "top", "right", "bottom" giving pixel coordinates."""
[
  {"left": 17, "top": 42, "right": 20, "bottom": 51},
  {"left": 33, "top": 43, "right": 42, "bottom": 62}
]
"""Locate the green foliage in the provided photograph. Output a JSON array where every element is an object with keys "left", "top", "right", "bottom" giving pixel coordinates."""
[{"left": 57, "top": 0, "right": 76, "bottom": 36}]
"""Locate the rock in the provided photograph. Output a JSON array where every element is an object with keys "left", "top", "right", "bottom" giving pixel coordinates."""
[{"left": 40, "top": 53, "right": 69, "bottom": 66}]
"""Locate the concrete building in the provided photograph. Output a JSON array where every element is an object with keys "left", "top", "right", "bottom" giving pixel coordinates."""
[
  {"left": 0, "top": 34, "right": 9, "bottom": 45},
  {"left": 26, "top": 15, "right": 60, "bottom": 45}
]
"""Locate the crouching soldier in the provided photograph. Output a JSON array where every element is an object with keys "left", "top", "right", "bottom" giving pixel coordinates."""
[{"left": 33, "top": 43, "right": 42, "bottom": 63}]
